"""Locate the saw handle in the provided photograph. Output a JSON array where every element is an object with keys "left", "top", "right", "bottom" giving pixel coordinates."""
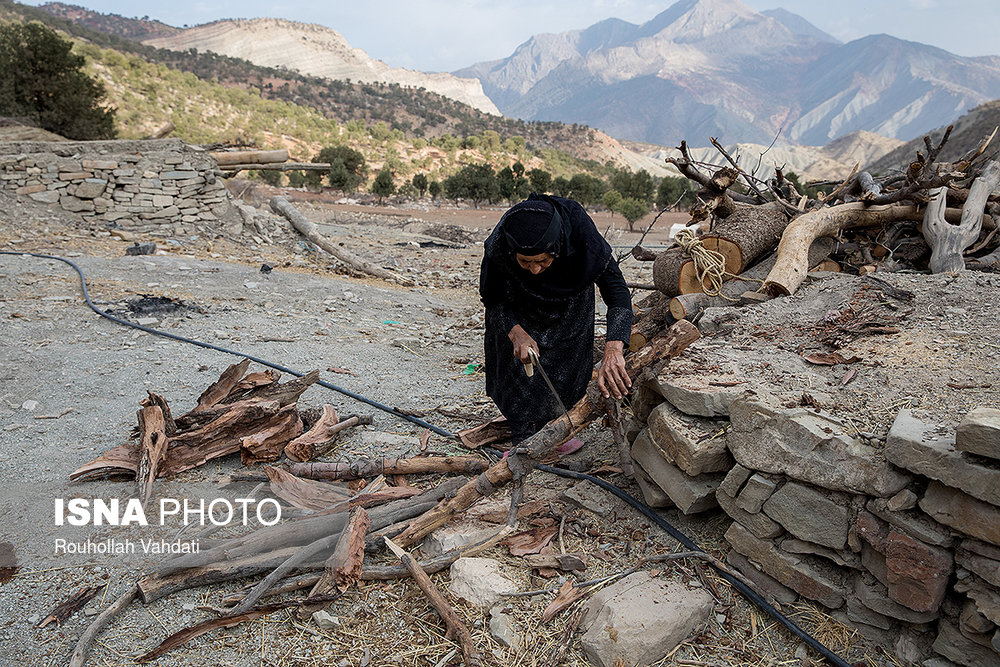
[{"left": 523, "top": 347, "right": 540, "bottom": 377}]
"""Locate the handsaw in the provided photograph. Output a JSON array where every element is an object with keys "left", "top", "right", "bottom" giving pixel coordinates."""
[{"left": 525, "top": 348, "right": 572, "bottom": 428}]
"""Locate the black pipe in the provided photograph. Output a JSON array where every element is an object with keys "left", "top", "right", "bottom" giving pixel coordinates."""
[{"left": 0, "top": 250, "right": 455, "bottom": 437}]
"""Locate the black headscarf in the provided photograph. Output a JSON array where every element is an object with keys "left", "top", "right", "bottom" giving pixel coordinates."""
[{"left": 481, "top": 193, "right": 612, "bottom": 301}]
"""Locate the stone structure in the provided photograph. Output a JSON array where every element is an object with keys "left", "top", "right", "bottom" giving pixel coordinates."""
[
  {"left": 628, "top": 365, "right": 1000, "bottom": 667},
  {"left": 0, "top": 139, "right": 241, "bottom": 236}
]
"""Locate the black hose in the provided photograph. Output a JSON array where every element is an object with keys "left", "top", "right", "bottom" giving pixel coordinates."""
[
  {"left": 0, "top": 250, "right": 454, "bottom": 437},
  {"left": 9, "top": 249, "right": 848, "bottom": 665}
]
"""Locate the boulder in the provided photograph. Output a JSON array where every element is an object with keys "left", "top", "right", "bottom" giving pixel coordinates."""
[
  {"left": 920, "top": 481, "right": 1000, "bottom": 547},
  {"left": 886, "top": 410, "right": 1000, "bottom": 507},
  {"left": 725, "top": 522, "right": 849, "bottom": 609},
  {"left": 761, "top": 481, "right": 851, "bottom": 550},
  {"left": 956, "top": 407, "right": 1000, "bottom": 460},
  {"left": 448, "top": 558, "right": 518, "bottom": 608},
  {"left": 578, "top": 572, "right": 713, "bottom": 667},
  {"left": 631, "top": 430, "right": 722, "bottom": 514},
  {"left": 726, "top": 393, "right": 911, "bottom": 496},
  {"left": 646, "top": 402, "right": 732, "bottom": 475}
]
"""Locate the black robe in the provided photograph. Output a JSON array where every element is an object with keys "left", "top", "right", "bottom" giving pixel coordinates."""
[{"left": 479, "top": 195, "right": 633, "bottom": 439}]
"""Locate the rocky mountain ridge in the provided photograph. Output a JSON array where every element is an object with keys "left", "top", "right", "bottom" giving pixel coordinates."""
[{"left": 142, "top": 17, "right": 501, "bottom": 116}]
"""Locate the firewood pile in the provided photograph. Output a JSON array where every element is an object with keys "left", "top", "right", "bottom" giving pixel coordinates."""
[{"left": 641, "top": 127, "right": 1000, "bottom": 323}]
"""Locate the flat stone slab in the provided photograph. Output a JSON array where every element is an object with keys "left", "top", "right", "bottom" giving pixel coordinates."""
[
  {"left": 727, "top": 393, "right": 911, "bottom": 497},
  {"left": 854, "top": 574, "right": 939, "bottom": 624},
  {"left": 448, "top": 558, "right": 518, "bottom": 608},
  {"left": 957, "top": 540, "right": 1000, "bottom": 589},
  {"left": 866, "top": 497, "right": 953, "bottom": 548},
  {"left": 579, "top": 572, "right": 713, "bottom": 667},
  {"left": 933, "top": 620, "right": 1000, "bottom": 667},
  {"left": 885, "top": 409, "right": 1000, "bottom": 507},
  {"left": 646, "top": 402, "right": 732, "bottom": 476},
  {"left": 421, "top": 520, "right": 499, "bottom": 558},
  {"left": 762, "top": 480, "right": 851, "bottom": 550},
  {"left": 652, "top": 369, "right": 746, "bottom": 417},
  {"left": 716, "top": 481, "right": 784, "bottom": 540},
  {"left": 920, "top": 481, "right": 1000, "bottom": 547},
  {"left": 633, "top": 462, "right": 674, "bottom": 509},
  {"left": 631, "top": 429, "right": 722, "bottom": 514},
  {"left": 956, "top": 407, "right": 1000, "bottom": 461}
]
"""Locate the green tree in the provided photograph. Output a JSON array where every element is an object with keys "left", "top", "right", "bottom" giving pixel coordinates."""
[
  {"left": 551, "top": 176, "right": 570, "bottom": 197},
  {"left": 411, "top": 173, "right": 428, "bottom": 197},
  {"left": 371, "top": 166, "right": 396, "bottom": 203},
  {"left": 428, "top": 180, "right": 442, "bottom": 199},
  {"left": 443, "top": 163, "right": 499, "bottom": 207},
  {"left": 619, "top": 197, "right": 648, "bottom": 231},
  {"left": 528, "top": 168, "right": 552, "bottom": 194},
  {"left": 287, "top": 170, "right": 307, "bottom": 188},
  {"left": 253, "top": 169, "right": 282, "bottom": 186},
  {"left": 656, "top": 176, "right": 696, "bottom": 210},
  {"left": 568, "top": 173, "right": 605, "bottom": 207},
  {"left": 315, "top": 145, "right": 367, "bottom": 192},
  {"left": 0, "top": 22, "right": 116, "bottom": 139},
  {"left": 602, "top": 190, "right": 623, "bottom": 217}
]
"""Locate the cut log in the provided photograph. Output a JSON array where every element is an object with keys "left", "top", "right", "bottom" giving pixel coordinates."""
[
  {"left": 699, "top": 202, "right": 789, "bottom": 275},
  {"left": 285, "top": 456, "right": 489, "bottom": 481},
  {"left": 211, "top": 149, "right": 289, "bottom": 166},
  {"left": 762, "top": 203, "right": 972, "bottom": 296},
  {"left": 393, "top": 320, "right": 701, "bottom": 547},
  {"left": 385, "top": 537, "right": 482, "bottom": 667},
  {"left": 310, "top": 506, "right": 370, "bottom": 595},
  {"left": 136, "top": 405, "right": 167, "bottom": 507},
  {"left": 270, "top": 196, "right": 412, "bottom": 285},
  {"left": 669, "top": 237, "right": 835, "bottom": 320},
  {"left": 924, "top": 161, "right": 1000, "bottom": 273},
  {"left": 284, "top": 411, "right": 374, "bottom": 462}
]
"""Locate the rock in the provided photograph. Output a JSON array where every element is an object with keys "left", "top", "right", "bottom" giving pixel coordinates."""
[
  {"left": 761, "top": 481, "right": 851, "bottom": 550},
  {"left": 488, "top": 607, "right": 521, "bottom": 651},
  {"left": 725, "top": 550, "right": 797, "bottom": 604},
  {"left": 727, "top": 393, "right": 911, "bottom": 496},
  {"left": 856, "top": 510, "right": 890, "bottom": 554},
  {"left": 578, "top": 572, "right": 713, "bottom": 667},
  {"left": 886, "top": 409, "right": 1000, "bottom": 507},
  {"left": 885, "top": 530, "right": 952, "bottom": 613},
  {"left": 126, "top": 242, "right": 157, "bottom": 256},
  {"left": 630, "top": 380, "right": 665, "bottom": 423},
  {"left": 854, "top": 574, "right": 939, "bottom": 624},
  {"left": 994, "top": 629, "right": 1000, "bottom": 654},
  {"left": 632, "top": 462, "right": 674, "bottom": 509},
  {"left": 73, "top": 178, "right": 108, "bottom": 199},
  {"left": 867, "top": 498, "right": 954, "bottom": 548},
  {"left": 29, "top": 190, "right": 60, "bottom": 203},
  {"left": 421, "top": 521, "right": 499, "bottom": 558},
  {"left": 651, "top": 370, "right": 745, "bottom": 417},
  {"left": 716, "top": 482, "right": 784, "bottom": 539},
  {"left": 725, "top": 522, "right": 849, "bottom": 609},
  {"left": 845, "top": 596, "right": 893, "bottom": 630},
  {"left": 718, "top": 464, "right": 752, "bottom": 498},
  {"left": 960, "top": 599, "right": 996, "bottom": 635},
  {"left": 887, "top": 489, "right": 919, "bottom": 512},
  {"left": 21, "top": 400, "right": 38, "bottom": 411},
  {"left": 735, "top": 474, "right": 777, "bottom": 514},
  {"left": 561, "top": 481, "right": 617, "bottom": 517},
  {"left": 956, "top": 407, "right": 1000, "bottom": 460},
  {"left": 448, "top": 558, "right": 518, "bottom": 608},
  {"left": 779, "top": 537, "right": 861, "bottom": 569},
  {"left": 954, "top": 575, "right": 1000, "bottom": 626},
  {"left": 646, "top": 402, "right": 732, "bottom": 475},
  {"left": 60, "top": 195, "right": 94, "bottom": 212},
  {"left": 933, "top": 621, "right": 1000, "bottom": 667},
  {"left": 136, "top": 317, "right": 158, "bottom": 326},
  {"left": 312, "top": 610, "right": 341, "bottom": 630},
  {"left": 631, "top": 430, "right": 722, "bottom": 514},
  {"left": 956, "top": 541, "right": 1000, "bottom": 588},
  {"left": 920, "top": 481, "right": 1000, "bottom": 547}
]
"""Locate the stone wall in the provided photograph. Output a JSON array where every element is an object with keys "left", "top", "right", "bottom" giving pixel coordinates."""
[
  {"left": 0, "top": 139, "right": 239, "bottom": 235},
  {"left": 628, "top": 369, "right": 1000, "bottom": 666}
]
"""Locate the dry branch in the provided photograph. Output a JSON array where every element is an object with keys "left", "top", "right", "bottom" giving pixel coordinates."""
[
  {"left": 211, "top": 149, "right": 289, "bottom": 166},
  {"left": 270, "top": 196, "right": 412, "bottom": 285},
  {"left": 924, "top": 161, "right": 1000, "bottom": 273},
  {"left": 286, "top": 456, "right": 489, "bottom": 481},
  {"left": 193, "top": 359, "right": 250, "bottom": 411},
  {"left": 69, "top": 584, "right": 139, "bottom": 667},
  {"left": 135, "top": 405, "right": 167, "bottom": 507}
]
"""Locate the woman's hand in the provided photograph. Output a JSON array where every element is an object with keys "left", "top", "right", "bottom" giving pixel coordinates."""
[
  {"left": 508, "top": 325, "right": 539, "bottom": 364},
  {"left": 598, "top": 340, "right": 631, "bottom": 399}
]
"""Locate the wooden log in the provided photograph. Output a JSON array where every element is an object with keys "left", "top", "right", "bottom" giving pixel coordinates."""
[
  {"left": 668, "top": 238, "right": 835, "bottom": 320},
  {"left": 136, "top": 405, "right": 167, "bottom": 507},
  {"left": 311, "top": 506, "right": 370, "bottom": 595},
  {"left": 193, "top": 359, "right": 250, "bottom": 412},
  {"left": 651, "top": 247, "right": 701, "bottom": 297},
  {"left": 385, "top": 538, "right": 482, "bottom": 667},
  {"left": 220, "top": 162, "right": 333, "bottom": 173},
  {"left": 762, "top": 203, "right": 961, "bottom": 297},
  {"left": 240, "top": 404, "right": 303, "bottom": 464},
  {"left": 211, "top": 149, "right": 289, "bottom": 166},
  {"left": 393, "top": 321, "right": 701, "bottom": 547},
  {"left": 924, "top": 161, "right": 1000, "bottom": 273},
  {"left": 286, "top": 456, "right": 489, "bottom": 481},
  {"left": 69, "top": 584, "right": 138, "bottom": 667},
  {"left": 284, "top": 410, "right": 374, "bottom": 463},
  {"left": 699, "top": 202, "right": 789, "bottom": 275},
  {"left": 270, "top": 196, "right": 412, "bottom": 285}
]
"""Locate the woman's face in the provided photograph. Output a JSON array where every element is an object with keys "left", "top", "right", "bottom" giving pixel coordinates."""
[{"left": 515, "top": 252, "right": 555, "bottom": 275}]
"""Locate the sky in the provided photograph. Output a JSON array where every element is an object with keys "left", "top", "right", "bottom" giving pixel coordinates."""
[{"left": 20, "top": 0, "right": 1000, "bottom": 73}]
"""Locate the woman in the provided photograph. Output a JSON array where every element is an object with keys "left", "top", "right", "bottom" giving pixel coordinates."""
[{"left": 479, "top": 193, "right": 633, "bottom": 444}]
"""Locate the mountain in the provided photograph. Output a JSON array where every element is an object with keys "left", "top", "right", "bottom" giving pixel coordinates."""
[
  {"left": 458, "top": 0, "right": 1000, "bottom": 148},
  {"left": 40, "top": 2, "right": 178, "bottom": 41},
  {"left": 142, "top": 18, "right": 501, "bottom": 116}
]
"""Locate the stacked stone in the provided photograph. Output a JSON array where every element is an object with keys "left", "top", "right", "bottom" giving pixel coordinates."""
[
  {"left": 627, "top": 369, "right": 736, "bottom": 514},
  {"left": 0, "top": 139, "right": 236, "bottom": 234}
]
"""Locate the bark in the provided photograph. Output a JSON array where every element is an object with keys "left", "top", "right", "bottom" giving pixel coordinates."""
[
  {"left": 310, "top": 506, "right": 370, "bottom": 595},
  {"left": 457, "top": 417, "right": 509, "bottom": 450},
  {"left": 211, "top": 149, "right": 289, "bottom": 166},
  {"left": 193, "top": 359, "right": 250, "bottom": 411},
  {"left": 263, "top": 466, "right": 352, "bottom": 511},
  {"left": 393, "top": 321, "right": 701, "bottom": 547},
  {"left": 239, "top": 404, "right": 302, "bottom": 465},
  {"left": 286, "top": 456, "right": 489, "bottom": 481},
  {"left": 384, "top": 538, "right": 482, "bottom": 667},
  {"left": 924, "top": 161, "right": 1000, "bottom": 273},
  {"left": 652, "top": 248, "right": 703, "bottom": 297},
  {"left": 270, "top": 196, "right": 412, "bottom": 285},
  {"left": 136, "top": 405, "right": 167, "bottom": 507},
  {"left": 284, "top": 412, "right": 374, "bottom": 463},
  {"left": 699, "top": 202, "right": 789, "bottom": 275}
]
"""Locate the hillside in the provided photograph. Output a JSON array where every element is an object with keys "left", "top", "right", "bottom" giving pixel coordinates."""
[
  {"left": 459, "top": 0, "right": 1000, "bottom": 147},
  {"left": 867, "top": 99, "right": 1000, "bottom": 174}
]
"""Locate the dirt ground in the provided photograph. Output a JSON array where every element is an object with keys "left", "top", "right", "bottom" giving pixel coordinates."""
[{"left": 1, "top": 183, "right": 991, "bottom": 667}]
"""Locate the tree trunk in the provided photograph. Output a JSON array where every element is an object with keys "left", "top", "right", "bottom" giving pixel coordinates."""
[
  {"left": 211, "top": 149, "right": 289, "bottom": 166},
  {"left": 699, "top": 202, "right": 789, "bottom": 275},
  {"left": 270, "top": 196, "right": 412, "bottom": 285},
  {"left": 924, "top": 161, "right": 1000, "bottom": 273},
  {"left": 286, "top": 456, "right": 489, "bottom": 481}
]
